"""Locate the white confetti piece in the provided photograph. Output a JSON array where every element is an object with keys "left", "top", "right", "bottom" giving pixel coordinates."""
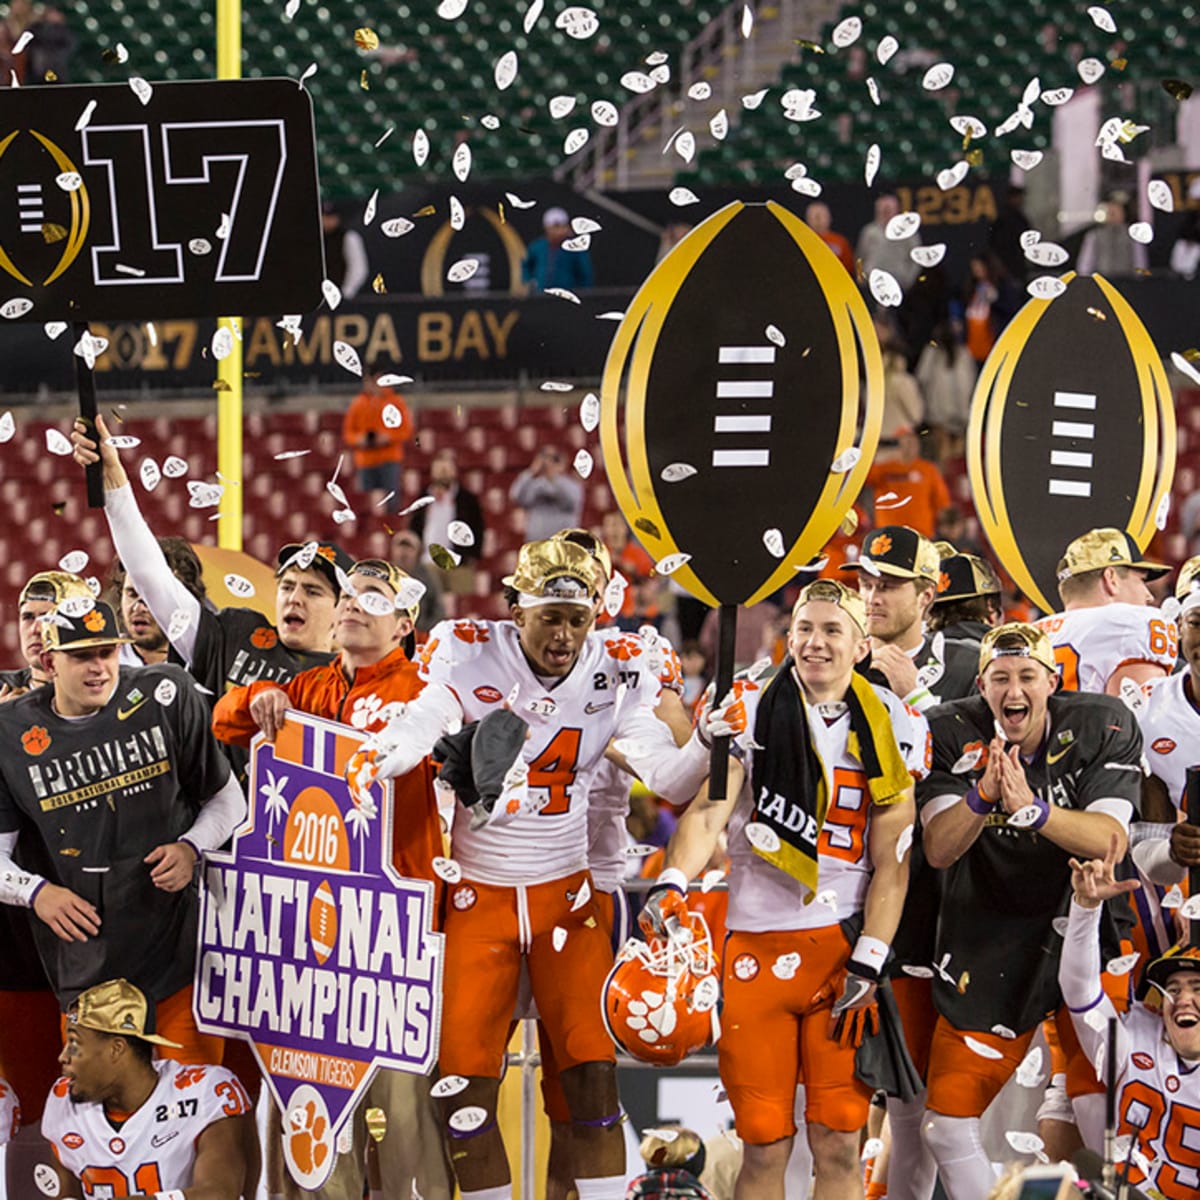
[
  {"left": 1078, "top": 57, "right": 1105, "bottom": 85},
  {"left": 494, "top": 50, "right": 519, "bottom": 90},
  {"left": 321, "top": 279, "right": 342, "bottom": 311},
  {"left": 655, "top": 552, "right": 692, "bottom": 576},
  {"left": 58, "top": 550, "right": 88, "bottom": 573},
  {"left": 744, "top": 822, "right": 781, "bottom": 854},
  {"left": 591, "top": 100, "right": 619, "bottom": 126},
  {"left": 522, "top": 0, "right": 542, "bottom": 32},
  {"left": 1129, "top": 221, "right": 1153, "bottom": 244},
  {"left": 447, "top": 520, "right": 475, "bottom": 548},
  {"left": 1087, "top": 5, "right": 1116, "bottom": 33},
  {"left": 297, "top": 62, "right": 318, "bottom": 88},
  {"left": 129, "top": 76, "right": 153, "bottom": 105},
  {"left": 861, "top": 1137, "right": 884, "bottom": 1162},
  {"left": 1106, "top": 951, "right": 1139, "bottom": 976},
  {"left": 668, "top": 186, "right": 700, "bottom": 207},
  {"left": 740, "top": 4, "right": 753, "bottom": 37},
  {"left": 163, "top": 455, "right": 188, "bottom": 478},
  {"left": 544, "top": 287, "right": 580, "bottom": 303},
  {"left": 450, "top": 142, "right": 472, "bottom": 183},
  {"left": 621, "top": 70, "right": 656, "bottom": 94},
  {"left": 579, "top": 393, "right": 600, "bottom": 432},
  {"left": 411, "top": 129, "right": 430, "bottom": 168},
  {"left": 437, "top": 0, "right": 468, "bottom": 16},
  {"left": 211, "top": 326, "right": 235, "bottom": 361},
  {"left": 431, "top": 1075, "right": 470, "bottom": 1099},
  {"left": 865, "top": 143, "right": 880, "bottom": 187},
  {"left": 56, "top": 171, "right": 82, "bottom": 192},
  {"left": 361, "top": 191, "right": 380, "bottom": 225},
  {"left": 0, "top": 298, "right": 32, "bottom": 320},
  {"left": 1011, "top": 149, "right": 1044, "bottom": 171},
  {"left": 1027, "top": 275, "right": 1066, "bottom": 300},
  {"left": 224, "top": 573, "right": 255, "bottom": 598},
  {"left": 139, "top": 458, "right": 161, "bottom": 492},
  {"left": 1006, "top": 804, "right": 1043, "bottom": 828},
  {"left": 0, "top": 412, "right": 13, "bottom": 443},
  {"left": 869, "top": 268, "right": 903, "bottom": 307},
  {"left": 58, "top": 595, "right": 95, "bottom": 618},
  {"left": 1180, "top": 894, "right": 1200, "bottom": 920},
  {"left": 570, "top": 877, "right": 592, "bottom": 912},
  {"left": 1040, "top": 87, "right": 1074, "bottom": 106},
  {"left": 45, "top": 428, "right": 73, "bottom": 456},
  {"left": 936, "top": 161, "right": 970, "bottom": 190},
  {"left": 552, "top": 926, "right": 568, "bottom": 952},
  {"left": 44, "top": 321, "right": 67, "bottom": 339},
  {"left": 831, "top": 448, "right": 860, "bottom": 473},
  {"left": 33, "top": 1162, "right": 59, "bottom": 1197},
  {"left": 556, "top": 6, "right": 599, "bottom": 39},
  {"left": 992, "top": 1024, "right": 1018, "bottom": 1039},
  {"left": 922, "top": 63, "right": 955, "bottom": 91},
  {"left": 505, "top": 191, "right": 537, "bottom": 209},
  {"left": 661, "top": 462, "right": 697, "bottom": 483},
  {"left": 572, "top": 214, "right": 601, "bottom": 233},
  {"left": 480, "top": 114, "right": 500, "bottom": 130},
  {"left": 1162, "top": 884, "right": 1184, "bottom": 909},
  {"left": 188, "top": 238, "right": 212, "bottom": 256},
  {"left": 965, "top": 1036, "right": 1003, "bottom": 1060},
  {"left": 674, "top": 131, "right": 695, "bottom": 163},
  {"left": 1025, "top": 241, "right": 1069, "bottom": 267},
  {"left": 762, "top": 528, "right": 785, "bottom": 558},
  {"left": 885, "top": 212, "right": 921, "bottom": 240},
  {"left": 447, "top": 258, "right": 480, "bottom": 284},
  {"left": 449, "top": 1106, "right": 488, "bottom": 1132},
  {"left": 910, "top": 243, "right": 946, "bottom": 269},
  {"left": 831, "top": 15, "right": 861, "bottom": 47},
  {"left": 1052, "top": 916, "right": 1070, "bottom": 937},
  {"left": 1148, "top": 180, "right": 1174, "bottom": 213},
  {"left": 549, "top": 94, "right": 576, "bottom": 119},
  {"left": 603, "top": 573, "right": 628, "bottom": 618},
  {"left": 188, "top": 481, "right": 224, "bottom": 509},
  {"left": 1005, "top": 1130, "right": 1045, "bottom": 1156},
  {"left": 949, "top": 115, "right": 987, "bottom": 138},
  {"left": 573, "top": 449, "right": 594, "bottom": 479},
  {"left": 741, "top": 88, "right": 768, "bottom": 110},
  {"left": 688, "top": 81, "right": 711, "bottom": 100},
  {"left": 709, "top": 108, "right": 728, "bottom": 140},
  {"left": 284, "top": 0, "right": 300, "bottom": 18},
  {"left": 333, "top": 340, "right": 363, "bottom": 376},
  {"left": 564, "top": 128, "right": 590, "bottom": 156},
  {"left": 902, "top": 964, "right": 935, "bottom": 978},
  {"left": 877, "top": 35, "right": 898, "bottom": 65},
  {"left": 866, "top": 77, "right": 881, "bottom": 106},
  {"left": 701, "top": 869, "right": 724, "bottom": 893},
  {"left": 896, "top": 823, "right": 914, "bottom": 862},
  {"left": 791, "top": 177, "right": 821, "bottom": 197},
  {"left": 75, "top": 99, "right": 97, "bottom": 132},
  {"left": 448, "top": 195, "right": 465, "bottom": 231}
]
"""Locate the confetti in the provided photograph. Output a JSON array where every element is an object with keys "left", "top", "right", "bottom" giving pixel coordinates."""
[
  {"left": 673, "top": 131, "right": 695, "bottom": 163},
  {"left": 321, "top": 279, "right": 342, "bottom": 311},
  {"left": 0, "top": 412, "right": 12, "bottom": 443},
  {"left": 33, "top": 1163, "right": 59, "bottom": 1197},
  {"left": 140, "top": 458, "right": 161, "bottom": 492},
  {"left": 1106, "top": 952, "right": 1139, "bottom": 976},
  {"left": 744, "top": 822, "right": 781, "bottom": 853},
  {"left": 505, "top": 191, "right": 537, "bottom": 209},
  {"left": 992, "top": 1024, "right": 1018, "bottom": 1039},
  {"left": 831, "top": 16, "right": 861, "bottom": 47},
  {"left": 552, "top": 926, "right": 568, "bottom": 952},
  {"left": 740, "top": 4, "right": 753, "bottom": 37},
  {"left": 709, "top": 109, "right": 728, "bottom": 139},
  {"left": 56, "top": 171, "right": 82, "bottom": 192},
  {"left": 73, "top": 332, "right": 109, "bottom": 368},
  {"left": 688, "top": 81, "right": 711, "bottom": 101},
  {"left": 700, "top": 869, "right": 724, "bottom": 893},
  {"left": 556, "top": 6, "right": 599, "bottom": 39},
  {"left": 910, "top": 243, "right": 947, "bottom": 268},
  {"left": 449, "top": 1106, "right": 488, "bottom": 1133},
  {"left": 901, "top": 964, "right": 934, "bottom": 979},
  {"left": 494, "top": 50, "right": 518, "bottom": 90},
  {"left": 1148, "top": 180, "right": 1174, "bottom": 213},
  {"left": 284, "top": 0, "right": 300, "bottom": 18},
  {"left": 1180, "top": 895, "right": 1200, "bottom": 920},
  {"left": 188, "top": 481, "right": 224, "bottom": 509},
  {"left": 865, "top": 143, "right": 881, "bottom": 187},
  {"left": 1078, "top": 57, "right": 1105, "bottom": 85},
  {"left": 0, "top": 298, "right": 32, "bottom": 320},
  {"left": 129, "top": 76, "right": 153, "bottom": 105},
  {"left": 634, "top": 516, "right": 662, "bottom": 538},
  {"left": 1086, "top": 5, "right": 1116, "bottom": 33},
  {"left": 578, "top": 392, "right": 600, "bottom": 432},
  {"left": 866, "top": 77, "right": 880, "bottom": 106},
  {"left": 1027, "top": 276, "right": 1067, "bottom": 300},
  {"left": 965, "top": 1036, "right": 1003, "bottom": 1060},
  {"left": 211, "top": 326, "right": 235, "bottom": 361},
  {"left": 447, "top": 520, "right": 475, "bottom": 548},
  {"left": 936, "top": 162, "right": 970, "bottom": 190},
  {"left": 447, "top": 258, "right": 480, "bottom": 283},
  {"left": 1011, "top": 149, "right": 1043, "bottom": 171},
  {"left": 668, "top": 186, "right": 700, "bottom": 207},
  {"left": 297, "top": 62, "right": 317, "bottom": 88},
  {"left": 885, "top": 212, "right": 920, "bottom": 240},
  {"left": 1172, "top": 352, "right": 1200, "bottom": 387},
  {"left": 660, "top": 462, "right": 697, "bottom": 483},
  {"left": 44, "top": 321, "right": 67, "bottom": 340},
  {"left": 163, "top": 455, "right": 188, "bottom": 477},
  {"left": 1025, "top": 241, "right": 1068, "bottom": 267},
  {"left": 1162, "top": 78, "right": 1194, "bottom": 102},
  {"left": 564, "top": 128, "right": 590, "bottom": 155},
  {"left": 896, "top": 823, "right": 914, "bottom": 862},
  {"left": 380, "top": 403, "right": 404, "bottom": 431},
  {"left": 431, "top": 1075, "right": 469, "bottom": 1099},
  {"left": 830, "top": 448, "right": 860, "bottom": 473},
  {"left": 573, "top": 449, "right": 594, "bottom": 478},
  {"left": 591, "top": 100, "right": 619, "bottom": 126},
  {"left": 922, "top": 63, "right": 955, "bottom": 91},
  {"left": 603, "top": 573, "right": 628, "bottom": 617},
  {"left": 762, "top": 528, "right": 785, "bottom": 557},
  {"left": 549, "top": 95, "right": 576, "bottom": 119},
  {"left": 869, "top": 269, "right": 903, "bottom": 307},
  {"left": 654, "top": 552, "right": 692, "bottom": 576},
  {"left": 1040, "top": 87, "right": 1074, "bottom": 106},
  {"left": 224, "top": 573, "right": 255, "bottom": 598},
  {"left": 741, "top": 88, "right": 768, "bottom": 110},
  {"left": 877, "top": 35, "right": 898, "bottom": 65},
  {"left": 333, "top": 340, "right": 363, "bottom": 376},
  {"left": 621, "top": 70, "right": 656, "bottom": 94},
  {"left": 570, "top": 878, "right": 592, "bottom": 912},
  {"left": 1162, "top": 884, "right": 1184, "bottom": 909},
  {"left": 1006, "top": 1130, "right": 1045, "bottom": 1156}
]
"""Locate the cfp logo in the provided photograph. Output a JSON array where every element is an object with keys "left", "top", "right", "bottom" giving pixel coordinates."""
[
  {"left": 0, "top": 118, "right": 287, "bottom": 291},
  {"left": 0, "top": 129, "right": 89, "bottom": 287}
]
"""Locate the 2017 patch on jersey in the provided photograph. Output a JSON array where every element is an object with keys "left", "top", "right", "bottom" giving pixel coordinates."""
[{"left": 967, "top": 273, "right": 1175, "bottom": 613}]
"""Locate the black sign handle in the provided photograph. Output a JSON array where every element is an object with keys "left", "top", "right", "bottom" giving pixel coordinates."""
[
  {"left": 1186, "top": 766, "right": 1200, "bottom": 949},
  {"left": 707, "top": 603, "right": 738, "bottom": 802},
  {"left": 72, "top": 320, "right": 104, "bottom": 510}
]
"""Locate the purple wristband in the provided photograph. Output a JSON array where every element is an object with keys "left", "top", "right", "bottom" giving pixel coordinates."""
[
  {"left": 1028, "top": 796, "right": 1051, "bottom": 831},
  {"left": 964, "top": 785, "right": 994, "bottom": 816},
  {"left": 27, "top": 878, "right": 47, "bottom": 907}
]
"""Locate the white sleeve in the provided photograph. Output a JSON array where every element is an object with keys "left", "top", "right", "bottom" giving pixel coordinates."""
[
  {"left": 0, "top": 830, "right": 45, "bottom": 907},
  {"left": 1059, "top": 898, "right": 1129, "bottom": 1077},
  {"left": 341, "top": 230, "right": 370, "bottom": 298},
  {"left": 370, "top": 682, "right": 463, "bottom": 780},
  {"left": 613, "top": 705, "right": 712, "bottom": 805},
  {"left": 180, "top": 774, "right": 246, "bottom": 854},
  {"left": 105, "top": 483, "right": 202, "bottom": 666}
]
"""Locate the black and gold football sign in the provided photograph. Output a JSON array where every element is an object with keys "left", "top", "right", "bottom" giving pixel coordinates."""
[
  {"left": 600, "top": 200, "right": 883, "bottom": 608},
  {"left": 0, "top": 79, "right": 323, "bottom": 320},
  {"left": 967, "top": 273, "right": 1175, "bottom": 613}
]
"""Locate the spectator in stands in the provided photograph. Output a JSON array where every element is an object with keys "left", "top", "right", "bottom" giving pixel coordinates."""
[
  {"left": 322, "top": 200, "right": 369, "bottom": 299},
  {"left": 392, "top": 529, "right": 445, "bottom": 632},
  {"left": 1170, "top": 184, "right": 1200, "bottom": 280},
  {"left": 875, "top": 315, "right": 924, "bottom": 440},
  {"left": 855, "top": 193, "right": 920, "bottom": 290},
  {"left": 0, "top": 0, "right": 34, "bottom": 83},
  {"left": 805, "top": 201, "right": 855, "bottom": 275},
  {"left": 958, "top": 252, "right": 1020, "bottom": 366},
  {"left": 988, "top": 185, "right": 1032, "bottom": 283},
  {"left": 509, "top": 446, "right": 583, "bottom": 541},
  {"left": 521, "top": 207, "right": 594, "bottom": 293},
  {"left": 865, "top": 427, "right": 951, "bottom": 539},
  {"left": 934, "top": 504, "right": 986, "bottom": 560},
  {"left": 599, "top": 511, "right": 655, "bottom": 628},
  {"left": 410, "top": 448, "right": 484, "bottom": 599},
  {"left": 342, "top": 373, "right": 413, "bottom": 506},
  {"left": 1077, "top": 197, "right": 1149, "bottom": 277},
  {"left": 915, "top": 317, "right": 977, "bottom": 462},
  {"left": 23, "top": 5, "right": 74, "bottom": 82}
]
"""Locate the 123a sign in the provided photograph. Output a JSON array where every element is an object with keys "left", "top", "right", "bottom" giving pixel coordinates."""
[
  {"left": 194, "top": 711, "right": 443, "bottom": 1189},
  {"left": 0, "top": 79, "right": 323, "bottom": 320}
]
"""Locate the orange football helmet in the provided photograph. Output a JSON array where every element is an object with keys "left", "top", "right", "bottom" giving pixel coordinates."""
[{"left": 602, "top": 909, "right": 721, "bottom": 1067}]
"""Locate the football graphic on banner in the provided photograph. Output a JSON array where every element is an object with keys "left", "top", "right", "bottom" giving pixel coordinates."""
[{"left": 967, "top": 273, "right": 1175, "bottom": 613}]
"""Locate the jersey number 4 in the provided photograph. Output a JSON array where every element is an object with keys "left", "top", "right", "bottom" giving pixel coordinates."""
[{"left": 528, "top": 728, "right": 583, "bottom": 817}]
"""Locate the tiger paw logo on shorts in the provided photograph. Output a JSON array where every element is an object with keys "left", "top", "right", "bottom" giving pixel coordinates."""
[
  {"left": 731, "top": 953, "right": 759, "bottom": 981},
  {"left": 452, "top": 885, "right": 477, "bottom": 911},
  {"left": 21, "top": 725, "right": 50, "bottom": 755},
  {"left": 251, "top": 626, "right": 278, "bottom": 650}
]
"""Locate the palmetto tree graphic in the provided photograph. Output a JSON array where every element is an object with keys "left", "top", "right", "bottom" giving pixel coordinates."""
[
  {"left": 345, "top": 790, "right": 378, "bottom": 873},
  {"left": 260, "top": 769, "right": 290, "bottom": 860}
]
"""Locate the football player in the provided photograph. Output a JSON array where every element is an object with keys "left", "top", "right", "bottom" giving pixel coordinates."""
[
  {"left": 926, "top": 552, "right": 1004, "bottom": 647},
  {"left": 639, "top": 580, "right": 926, "bottom": 1200},
  {"left": 0, "top": 600, "right": 245, "bottom": 1060},
  {"left": 42, "top": 979, "right": 254, "bottom": 1200},
  {"left": 1061, "top": 838, "right": 1200, "bottom": 1198},
  {"left": 917, "top": 624, "right": 1142, "bottom": 1200},
  {"left": 213, "top": 559, "right": 452, "bottom": 1200},
  {"left": 1036, "top": 527, "right": 1173, "bottom": 697},
  {"left": 348, "top": 539, "right": 710, "bottom": 1200},
  {"left": 843, "top": 529, "right": 979, "bottom": 1200}
]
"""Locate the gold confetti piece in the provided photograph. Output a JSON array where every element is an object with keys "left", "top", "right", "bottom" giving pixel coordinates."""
[
  {"left": 1111, "top": 57, "right": 1127, "bottom": 71},
  {"left": 429, "top": 543, "right": 460, "bottom": 570},
  {"left": 52, "top": 501, "right": 67, "bottom": 516},
  {"left": 839, "top": 509, "right": 859, "bottom": 537},
  {"left": 212, "top": 378, "right": 232, "bottom": 391},
  {"left": 957, "top": 971, "right": 970, "bottom": 994},
  {"left": 360, "top": 69, "right": 370, "bottom": 90},
  {"left": 966, "top": 148, "right": 983, "bottom": 167},
  {"left": 101, "top": 48, "right": 120, "bottom": 63},
  {"left": 793, "top": 39, "right": 824, "bottom": 52},
  {"left": 961, "top": 133, "right": 972, "bottom": 151},
  {"left": 372, "top": 273, "right": 386, "bottom": 294},
  {"left": 109, "top": 408, "right": 125, "bottom": 423},
  {"left": 634, "top": 516, "right": 662, "bottom": 540},
  {"left": 1183, "top": 348, "right": 1200, "bottom": 363},
  {"left": 354, "top": 27, "right": 379, "bottom": 50},
  {"left": 497, "top": 201, "right": 506, "bottom": 224},
  {"left": 42, "top": 223, "right": 68, "bottom": 244},
  {"left": 1163, "top": 78, "right": 1194, "bottom": 101},
  {"left": 1087, "top": 307, "right": 1107, "bottom": 321},
  {"left": 45, "top": 70, "right": 57, "bottom": 81},
  {"left": 365, "top": 1107, "right": 387, "bottom": 1142},
  {"left": 414, "top": 205, "right": 437, "bottom": 217}
]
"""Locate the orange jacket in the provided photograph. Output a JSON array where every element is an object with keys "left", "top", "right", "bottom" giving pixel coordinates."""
[
  {"left": 212, "top": 647, "right": 443, "bottom": 899},
  {"left": 342, "top": 388, "right": 413, "bottom": 470}
]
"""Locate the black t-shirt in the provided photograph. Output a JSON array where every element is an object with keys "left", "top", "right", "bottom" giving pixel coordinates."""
[
  {"left": 190, "top": 606, "right": 336, "bottom": 784},
  {"left": 0, "top": 666, "right": 34, "bottom": 691},
  {"left": 0, "top": 665, "right": 231, "bottom": 1007},
  {"left": 917, "top": 691, "right": 1142, "bottom": 1032}
]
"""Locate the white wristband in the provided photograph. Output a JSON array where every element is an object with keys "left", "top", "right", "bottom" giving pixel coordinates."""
[
  {"left": 852, "top": 935, "right": 890, "bottom": 970},
  {"left": 902, "top": 687, "right": 935, "bottom": 712},
  {"left": 655, "top": 867, "right": 689, "bottom": 895}
]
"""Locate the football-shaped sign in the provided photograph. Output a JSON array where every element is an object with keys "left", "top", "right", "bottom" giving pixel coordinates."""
[
  {"left": 308, "top": 879, "right": 338, "bottom": 966},
  {"left": 600, "top": 200, "right": 883, "bottom": 608},
  {"left": 967, "top": 273, "right": 1175, "bottom": 613}
]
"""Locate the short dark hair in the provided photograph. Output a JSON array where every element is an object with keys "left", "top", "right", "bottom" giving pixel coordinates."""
[{"left": 927, "top": 595, "right": 1001, "bottom": 632}]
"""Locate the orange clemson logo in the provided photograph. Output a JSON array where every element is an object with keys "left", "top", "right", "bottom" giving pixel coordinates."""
[
  {"left": 316, "top": 546, "right": 336, "bottom": 562},
  {"left": 174, "top": 1066, "right": 207, "bottom": 1089},
  {"left": 453, "top": 621, "right": 490, "bottom": 644},
  {"left": 251, "top": 626, "right": 279, "bottom": 650},
  {"left": 83, "top": 610, "right": 106, "bottom": 632},
  {"left": 937, "top": 571, "right": 951, "bottom": 593},
  {"left": 417, "top": 637, "right": 439, "bottom": 668},
  {"left": 870, "top": 534, "right": 893, "bottom": 556},
  {"left": 22, "top": 726, "right": 50, "bottom": 755}
]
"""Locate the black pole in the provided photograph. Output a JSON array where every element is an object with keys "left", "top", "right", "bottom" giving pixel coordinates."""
[
  {"left": 72, "top": 320, "right": 105, "bottom": 510},
  {"left": 1186, "top": 766, "right": 1200, "bottom": 949},
  {"left": 1103, "top": 1015, "right": 1118, "bottom": 1190},
  {"left": 707, "top": 603, "right": 738, "bottom": 802}
]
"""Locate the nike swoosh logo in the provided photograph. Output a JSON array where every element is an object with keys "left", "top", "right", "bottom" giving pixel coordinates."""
[
  {"left": 151, "top": 1130, "right": 179, "bottom": 1147},
  {"left": 1046, "top": 744, "right": 1073, "bottom": 764},
  {"left": 116, "top": 697, "right": 148, "bottom": 721},
  {"left": 584, "top": 700, "right": 613, "bottom": 714}
]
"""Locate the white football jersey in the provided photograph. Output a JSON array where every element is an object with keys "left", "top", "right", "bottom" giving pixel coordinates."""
[
  {"left": 586, "top": 757, "right": 634, "bottom": 894},
  {"left": 725, "top": 674, "right": 930, "bottom": 933},
  {"left": 1037, "top": 604, "right": 1176, "bottom": 694},
  {"left": 418, "top": 621, "right": 662, "bottom": 885},
  {"left": 1139, "top": 670, "right": 1198, "bottom": 808},
  {"left": 42, "top": 1059, "right": 251, "bottom": 1196},
  {"left": 1115, "top": 1004, "right": 1200, "bottom": 1195},
  {"left": 0, "top": 1075, "right": 18, "bottom": 1145}
]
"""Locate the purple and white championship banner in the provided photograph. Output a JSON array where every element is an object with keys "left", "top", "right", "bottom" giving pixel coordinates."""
[{"left": 193, "top": 710, "right": 444, "bottom": 1188}]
